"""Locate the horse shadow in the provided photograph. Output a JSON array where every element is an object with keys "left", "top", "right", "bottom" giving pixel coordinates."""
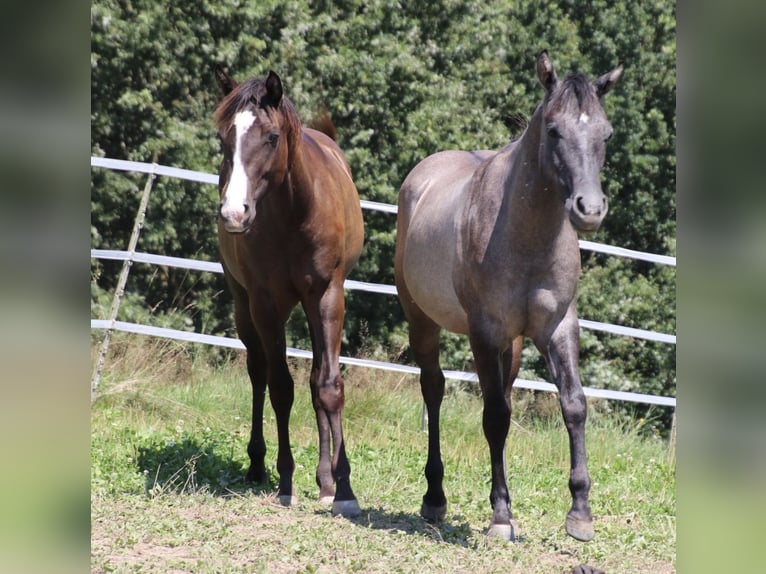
[
  {"left": 334, "top": 505, "right": 484, "bottom": 548},
  {"left": 135, "top": 437, "right": 477, "bottom": 543},
  {"left": 135, "top": 435, "right": 276, "bottom": 497},
  {"left": 134, "top": 437, "right": 522, "bottom": 549}
]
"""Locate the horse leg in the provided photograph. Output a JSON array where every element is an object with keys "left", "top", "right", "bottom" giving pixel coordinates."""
[
  {"left": 225, "top": 271, "right": 269, "bottom": 485},
  {"left": 304, "top": 280, "right": 360, "bottom": 518},
  {"left": 249, "top": 301, "right": 296, "bottom": 507},
  {"left": 503, "top": 336, "right": 523, "bottom": 403},
  {"left": 404, "top": 306, "right": 447, "bottom": 522},
  {"left": 537, "top": 309, "right": 594, "bottom": 542},
  {"left": 497, "top": 337, "right": 523, "bottom": 535},
  {"left": 266, "top": 335, "right": 297, "bottom": 506},
  {"left": 301, "top": 310, "right": 334, "bottom": 505},
  {"left": 395, "top": 239, "right": 447, "bottom": 521},
  {"left": 470, "top": 327, "right": 514, "bottom": 540},
  {"left": 243, "top": 330, "right": 268, "bottom": 484}
]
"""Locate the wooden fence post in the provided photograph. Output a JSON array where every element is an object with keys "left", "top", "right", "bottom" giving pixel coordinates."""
[{"left": 91, "top": 163, "right": 158, "bottom": 402}]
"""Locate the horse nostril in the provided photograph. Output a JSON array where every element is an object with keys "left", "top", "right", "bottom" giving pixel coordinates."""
[{"left": 243, "top": 204, "right": 249, "bottom": 213}]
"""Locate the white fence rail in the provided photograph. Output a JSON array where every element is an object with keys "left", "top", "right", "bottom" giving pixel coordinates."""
[
  {"left": 91, "top": 157, "right": 676, "bottom": 408},
  {"left": 91, "top": 248, "right": 675, "bottom": 345},
  {"left": 90, "top": 319, "right": 676, "bottom": 407}
]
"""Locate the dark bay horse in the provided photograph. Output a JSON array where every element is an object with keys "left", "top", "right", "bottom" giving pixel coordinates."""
[
  {"left": 394, "top": 51, "right": 622, "bottom": 541},
  {"left": 213, "top": 65, "right": 364, "bottom": 517}
]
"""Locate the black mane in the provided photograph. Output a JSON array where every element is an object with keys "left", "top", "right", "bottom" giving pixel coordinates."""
[{"left": 549, "top": 73, "right": 599, "bottom": 114}]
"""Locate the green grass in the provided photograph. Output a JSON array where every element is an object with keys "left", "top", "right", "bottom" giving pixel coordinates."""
[{"left": 91, "top": 336, "right": 675, "bottom": 573}]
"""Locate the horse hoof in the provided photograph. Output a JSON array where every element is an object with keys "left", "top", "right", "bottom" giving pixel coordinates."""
[
  {"left": 318, "top": 495, "right": 335, "bottom": 506},
  {"left": 278, "top": 495, "right": 298, "bottom": 507},
  {"left": 487, "top": 522, "right": 515, "bottom": 541},
  {"left": 332, "top": 499, "right": 361, "bottom": 518},
  {"left": 566, "top": 515, "right": 594, "bottom": 541},
  {"left": 420, "top": 502, "right": 447, "bottom": 523}
]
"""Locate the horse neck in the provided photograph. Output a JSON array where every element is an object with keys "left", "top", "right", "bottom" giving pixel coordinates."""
[
  {"left": 502, "top": 105, "right": 570, "bottom": 240},
  {"left": 266, "top": 130, "right": 313, "bottom": 221}
]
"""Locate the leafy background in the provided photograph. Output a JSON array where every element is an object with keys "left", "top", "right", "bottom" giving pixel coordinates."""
[{"left": 90, "top": 0, "right": 676, "bottom": 431}]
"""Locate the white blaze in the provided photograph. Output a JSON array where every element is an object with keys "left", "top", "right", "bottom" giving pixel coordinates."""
[
  {"left": 221, "top": 110, "right": 256, "bottom": 218},
  {"left": 579, "top": 112, "right": 590, "bottom": 124}
]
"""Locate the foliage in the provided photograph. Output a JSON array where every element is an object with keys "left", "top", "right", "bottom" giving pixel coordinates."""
[{"left": 91, "top": 0, "right": 676, "bottom": 428}]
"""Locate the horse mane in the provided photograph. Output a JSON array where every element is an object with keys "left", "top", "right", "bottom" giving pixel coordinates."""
[
  {"left": 214, "top": 77, "right": 303, "bottom": 153},
  {"left": 307, "top": 107, "right": 338, "bottom": 141}
]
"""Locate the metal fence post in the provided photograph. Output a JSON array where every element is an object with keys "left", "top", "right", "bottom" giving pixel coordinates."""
[{"left": 90, "top": 163, "right": 158, "bottom": 402}]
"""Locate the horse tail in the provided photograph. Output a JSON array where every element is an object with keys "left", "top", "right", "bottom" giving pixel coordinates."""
[{"left": 308, "top": 106, "right": 338, "bottom": 141}]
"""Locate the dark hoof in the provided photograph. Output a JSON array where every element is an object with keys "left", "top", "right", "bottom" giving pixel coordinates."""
[
  {"left": 572, "top": 564, "right": 605, "bottom": 574},
  {"left": 332, "top": 499, "right": 362, "bottom": 518},
  {"left": 420, "top": 501, "right": 447, "bottom": 523},
  {"left": 566, "top": 514, "right": 594, "bottom": 542}
]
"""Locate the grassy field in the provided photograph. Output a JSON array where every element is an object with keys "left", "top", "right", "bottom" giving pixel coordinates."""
[{"left": 91, "top": 337, "right": 675, "bottom": 573}]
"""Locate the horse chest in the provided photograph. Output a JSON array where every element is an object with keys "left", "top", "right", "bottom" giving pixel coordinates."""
[
  {"left": 222, "top": 229, "right": 314, "bottom": 288},
  {"left": 457, "top": 256, "right": 578, "bottom": 342}
]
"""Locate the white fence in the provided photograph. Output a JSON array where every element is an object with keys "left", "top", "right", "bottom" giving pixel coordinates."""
[{"left": 90, "top": 157, "right": 676, "bottom": 408}]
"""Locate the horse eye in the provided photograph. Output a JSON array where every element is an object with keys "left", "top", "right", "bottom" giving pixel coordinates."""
[
  {"left": 547, "top": 125, "right": 561, "bottom": 140},
  {"left": 268, "top": 132, "right": 280, "bottom": 148}
]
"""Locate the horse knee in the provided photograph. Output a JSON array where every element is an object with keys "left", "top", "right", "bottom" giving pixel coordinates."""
[
  {"left": 317, "top": 374, "right": 345, "bottom": 413},
  {"left": 419, "top": 369, "right": 445, "bottom": 406},
  {"left": 560, "top": 391, "right": 587, "bottom": 427},
  {"left": 482, "top": 400, "right": 511, "bottom": 439}
]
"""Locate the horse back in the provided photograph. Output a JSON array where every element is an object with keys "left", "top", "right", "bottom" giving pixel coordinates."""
[{"left": 303, "top": 128, "right": 354, "bottom": 180}]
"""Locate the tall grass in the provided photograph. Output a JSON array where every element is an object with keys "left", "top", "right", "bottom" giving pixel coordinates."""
[{"left": 91, "top": 335, "right": 675, "bottom": 573}]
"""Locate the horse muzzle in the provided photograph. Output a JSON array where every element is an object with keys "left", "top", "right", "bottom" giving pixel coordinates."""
[
  {"left": 219, "top": 203, "right": 255, "bottom": 234},
  {"left": 568, "top": 191, "right": 608, "bottom": 233}
]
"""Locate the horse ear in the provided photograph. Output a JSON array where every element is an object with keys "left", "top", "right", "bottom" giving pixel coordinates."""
[
  {"left": 594, "top": 63, "right": 624, "bottom": 97},
  {"left": 215, "top": 64, "right": 237, "bottom": 95},
  {"left": 536, "top": 50, "right": 558, "bottom": 92},
  {"left": 265, "top": 70, "right": 283, "bottom": 107}
]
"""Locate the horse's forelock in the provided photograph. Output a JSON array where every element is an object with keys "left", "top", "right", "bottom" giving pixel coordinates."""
[
  {"left": 549, "top": 74, "right": 600, "bottom": 115},
  {"left": 214, "top": 78, "right": 302, "bottom": 147},
  {"left": 214, "top": 79, "right": 258, "bottom": 129}
]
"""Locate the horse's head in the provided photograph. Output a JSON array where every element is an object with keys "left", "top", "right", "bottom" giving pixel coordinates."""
[
  {"left": 213, "top": 66, "right": 297, "bottom": 233},
  {"left": 536, "top": 51, "right": 623, "bottom": 233}
]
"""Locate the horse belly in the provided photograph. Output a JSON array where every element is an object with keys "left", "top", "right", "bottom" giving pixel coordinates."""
[{"left": 402, "top": 190, "right": 470, "bottom": 335}]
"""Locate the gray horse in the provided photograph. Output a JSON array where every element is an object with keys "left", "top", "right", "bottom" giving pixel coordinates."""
[{"left": 394, "top": 51, "right": 622, "bottom": 541}]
